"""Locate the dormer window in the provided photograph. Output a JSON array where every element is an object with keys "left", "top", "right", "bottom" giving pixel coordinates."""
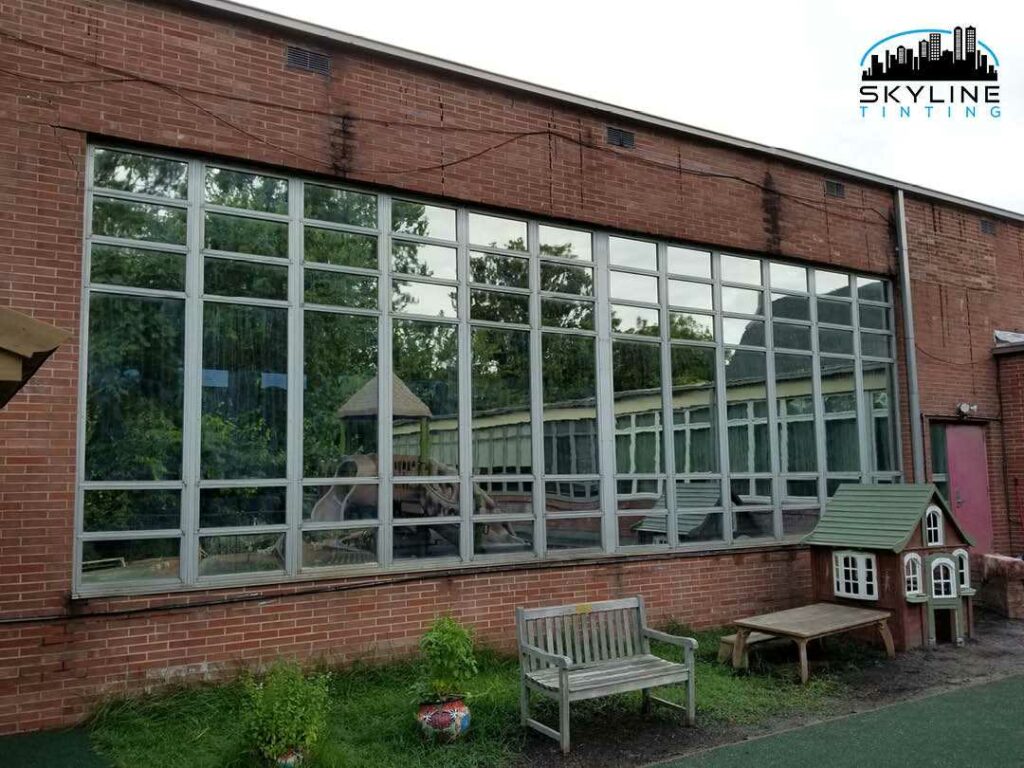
[
  {"left": 904, "top": 552, "right": 922, "bottom": 596},
  {"left": 925, "top": 505, "right": 943, "bottom": 546}
]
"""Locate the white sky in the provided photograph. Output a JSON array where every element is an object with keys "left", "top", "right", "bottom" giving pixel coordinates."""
[{"left": 236, "top": 0, "right": 1024, "bottom": 214}]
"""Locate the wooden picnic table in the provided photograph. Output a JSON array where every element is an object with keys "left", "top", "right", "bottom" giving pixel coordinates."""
[{"left": 732, "top": 602, "right": 895, "bottom": 684}]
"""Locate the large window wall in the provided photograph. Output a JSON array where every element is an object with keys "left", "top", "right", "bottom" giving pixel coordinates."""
[{"left": 76, "top": 146, "right": 900, "bottom": 593}]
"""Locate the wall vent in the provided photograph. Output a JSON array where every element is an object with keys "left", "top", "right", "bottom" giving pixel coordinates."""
[
  {"left": 824, "top": 179, "right": 846, "bottom": 198},
  {"left": 286, "top": 46, "right": 331, "bottom": 76},
  {"left": 606, "top": 126, "right": 635, "bottom": 149},
  {"left": 980, "top": 219, "right": 997, "bottom": 236}
]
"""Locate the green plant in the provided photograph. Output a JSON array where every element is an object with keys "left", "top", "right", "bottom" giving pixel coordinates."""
[
  {"left": 243, "top": 660, "right": 329, "bottom": 762},
  {"left": 415, "top": 617, "right": 479, "bottom": 702}
]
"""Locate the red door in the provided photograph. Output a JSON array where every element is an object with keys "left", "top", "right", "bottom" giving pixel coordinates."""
[{"left": 946, "top": 424, "right": 994, "bottom": 554}]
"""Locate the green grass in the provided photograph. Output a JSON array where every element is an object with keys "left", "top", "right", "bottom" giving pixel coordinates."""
[{"left": 88, "top": 625, "right": 858, "bottom": 768}]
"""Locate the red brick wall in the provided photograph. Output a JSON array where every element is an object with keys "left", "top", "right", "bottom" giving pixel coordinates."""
[{"left": 0, "top": 0, "right": 1022, "bottom": 734}]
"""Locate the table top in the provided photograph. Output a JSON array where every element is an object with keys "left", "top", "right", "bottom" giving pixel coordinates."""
[{"left": 733, "top": 602, "right": 891, "bottom": 640}]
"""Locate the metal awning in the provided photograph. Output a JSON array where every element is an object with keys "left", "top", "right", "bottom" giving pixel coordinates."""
[{"left": 0, "top": 308, "right": 70, "bottom": 408}]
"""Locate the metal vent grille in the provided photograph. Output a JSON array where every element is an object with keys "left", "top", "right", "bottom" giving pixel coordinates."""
[
  {"left": 980, "top": 219, "right": 997, "bottom": 235},
  {"left": 286, "top": 46, "right": 330, "bottom": 76},
  {"left": 824, "top": 179, "right": 846, "bottom": 198},
  {"left": 606, "top": 126, "right": 635, "bottom": 149}
]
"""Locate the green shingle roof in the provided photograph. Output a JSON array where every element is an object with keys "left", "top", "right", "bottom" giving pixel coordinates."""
[{"left": 803, "top": 484, "right": 974, "bottom": 552}]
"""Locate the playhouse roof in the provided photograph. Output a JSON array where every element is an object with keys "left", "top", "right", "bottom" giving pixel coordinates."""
[
  {"left": 337, "top": 375, "right": 432, "bottom": 418},
  {"left": 803, "top": 483, "right": 974, "bottom": 552}
]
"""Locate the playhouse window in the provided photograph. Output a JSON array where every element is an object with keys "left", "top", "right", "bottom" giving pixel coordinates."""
[
  {"left": 953, "top": 549, "right": 970, "bottom": 589},
  {"left": 925, "top": 505, "right": 943, "bottom": 546},
  {"left": 932, "top": 559, "right": 956, "bottom": 598},
  {"left": 904, "top": 552, "right": 922, "bottom": 596},
  {"left": 833, "top": 551, "right": 877, "bottom": 600}
]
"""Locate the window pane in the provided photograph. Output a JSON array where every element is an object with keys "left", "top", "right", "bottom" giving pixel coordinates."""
[
  {"left": 610, "top": 271, "right": 658, "bottom": 302},
  {"left": 721, "top": 254, "right": 762, "bottom": 285},
  {"left": 609, "top": 237, "right": 657, "bottom": 270},
  {"left": 670, "top": 312, "right": 714, "bottom": 341},
  {"left": 722, "top": 317, "right": 764, "bottom": 346},
  {"left": 612, "top": 304, "right": 660, "bottom": 336},
  {"left": 393, "top": 320, "right": 459, "bottom": 475},
  {"left": 474, "top": 520, "right": 534, "bottom": 556},
  {"left": 733, "top": 507, "right": 773, "bottom": 539},
  {"left": 204, "top": 167, "right": 287, "bottom": 213},
  {"left": 469, "top": 251, "right": 529, "bottom": 288},
  {"left": 81, "top": 539, "right": 180, "bottom": 585},
  {"left": 304, "top": 227, "right": 377, "bottom": 269},
  {"left": 930, "top": 422, "right": 948, "bottom": 475},
  {"left": 816, "top": 270, "right": 850, "bottom": 296},
  {"left": 773, "top": 322, "right": 811, "bottom": 350},
  {"left": 678, "top": 510, "right": 724, "bottom": 544},
  {"left": 199, "top": 487, "right": 287, "bottom": 528},
  {"left": 772, "top": 294, "right": 810, "bottom": 320},
  {"left": 672, "top": 346, "right": 718, "bottom": 473},
  {"left": 201, "top": 303, "right": 288, "bottom": 479},
  {"left": 542, "top": 298, "right": 594, "bottom": 330},
  {"left": 470, "top": 289, "right": 529, "bottom": 324},
  {"left": 83, "top": 489, "right": 180, "bottom": 532},
  {"left": 721, "top": 286, "right": 763, "bottom": 314},
  {"left": 543, "top": 334, "right": 598, "bottom": 474},
  {"left": 393, "top": 483, "right": 461, "bottom": 518},
  {"left": 204, "top": 212, "right": 287, "bottom": 258},
  {"left": 392, "top": 200, "right": 456, "bottom": 241},
  {"left": 303, "top": 484, "right": 379, "bottom": 522},
  {"left": 666, "top": 246, "right": 711, "bottom": 278},
  {"left": 822, "top": 358, "right": 859, "bottom": 472},
  {"left": 92, "top": 197, "right": 187, "bottom": 244},
  {"left": 304, "top": 269, "right": 377, "bottom": 309},
  {"left": 861, "top": 332, "right": 891, "bottom": 358},
  {"left": 540, "top": 262, "right": 593, "bottom": 296},
  {"left": 199, "top": 533, "right": 286, "bottom": 576},
  {"left": 304, "top": 312, "right": 378, "bottom": 478},
  {"left": 668, "top": 280, "right": 713, "bottom": 310},
  {"left": 818, "top": 298, "right": 852, "bottom": 326},
  {"left": 783, "top": 507, "right": 819, "bottom": 536},
  {"left": 776, "top": 354, "right": 817, "bottom": 472},
  {"left": 613, "top": 341, "right": 663, "bottom": 473},
  {"left": 474, "top": 481, "right": 533, "bottom": 515},
  {"left": 91, "top": 245, "right": 185, "bottom": 291},
  {"left": 468, "top": 213, "right": 527, "bottom": 250},
  {"left": 86, "top": 294, "right": 184, "bottom": 481},
  {"left": 544, "top": 480, "right": 601, "bottom": 514},
  {"left": 93, "top": 149, "right": 187, "bottom": 198},
  {"left": 864, "top": 361, "right": 897, "bottom": 472},
  {"left": 393, "top": 524, "right": 460, "bottom": 560},
  {"left": 546, "top": 517, "right": 602, "bottom": 551},
  {"left": 304, "top": 184, "right": 377, "bottom": 227},
  {"left": 859, "top": 305, "right": 890, "bottom": 330},
  {"left": 620, "top": 513, "right": 668, "bottom": 546},
  {"left": 539, "top": 225, "right": 591, "bottom": 260},
  {"left": 770, "top": 263, "right": 807, "bottom": 292},
  {"left": 857, "top": 276, "right": 888, "bottom": 302},
  {"left": 725, "top": 350, "right": 769, "bottom": 472},
  {"left": 303, "top": 528, "right": 378, "bottom": 568},
  {"left": 472, "top": 328, "right": 531, "bottom": 474},
  {"left": 392, "top": 279, "right": 457, "bottom": 317},
  {"left": 820, "top": 327, "right": 854, "bottom": 354},
  {"left": 392, "top": 242, "right": 457, "bottom": 280},
  {"left": 204, "top": 257, "right": 288, "bottom": 300}
]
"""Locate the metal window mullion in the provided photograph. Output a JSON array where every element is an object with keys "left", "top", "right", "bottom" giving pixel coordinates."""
[
  {"left": 656, "top": 242, "right": 678, "bottom": 546},
  {"left": 594, "top": 232, "right": 617, "bottom": 553},
  {"left": 378, "top": 195, "right": 394, "bottom": 567},
  {"left": 456, "top": 207, "right": 473, "bottom": 562},
  {"left": 285, "top": 178, "right": 303, "bottom": 576},
  {"left": 762, "top": 260, "right": 782, "bottom": 539},
  {"left": 712, "top": 252, "right": 733, "bottom": 545},
  {"left": 527, "top": 221, "right": 545, "bottom": 558},
  {"left": 180, "top": 158, "right": 205, "bottom": 586},
  {"left": 851, "top": 279, "right": 871, "bottom": 481}
]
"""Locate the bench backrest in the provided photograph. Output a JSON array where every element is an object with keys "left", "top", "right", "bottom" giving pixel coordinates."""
[{"left": 515, "top": 596, "right": 648, "bottom": 670}]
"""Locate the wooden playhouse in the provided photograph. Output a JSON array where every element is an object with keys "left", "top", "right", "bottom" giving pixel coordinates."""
[{"left": 804, "top": 484, "right": 975, "bottom": 651}]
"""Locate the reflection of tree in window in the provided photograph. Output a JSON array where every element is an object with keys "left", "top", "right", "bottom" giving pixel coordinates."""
[{"left": 472, "top": 328, "right": 532, "bottom": 475}]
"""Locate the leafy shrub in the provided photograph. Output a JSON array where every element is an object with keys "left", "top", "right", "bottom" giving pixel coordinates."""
[
  {"left": 243, "top": 660, "right": 330, "bottom": 762},
  {"left": 415, "top": 617, "right": 478, "bottom": 702}
]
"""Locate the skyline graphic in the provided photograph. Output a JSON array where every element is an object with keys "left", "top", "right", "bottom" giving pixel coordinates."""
[{"left": 862, "top": 26, "right": 997, "bottom": 81}]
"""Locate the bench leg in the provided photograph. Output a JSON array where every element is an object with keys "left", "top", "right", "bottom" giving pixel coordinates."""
[
  {"left": 686, "top": 672, "right": 696, "bottom": 726},
  {"left": 519, "top": 671, "right": 529, "bottom": 726},
  {"left": 797, "top": 639, "right": 809, "bottom": 685},
  {"left": 731, "top": 629, "right": 749, "bottom": 670},
  {"left": 559, "top": 683, "right": 571, "bottom": 754},
  {"left": 641, "top": 688, "right": 652, "bottom": 714},
  {"left": 877, "top": 620, "right": 896, "bottom": 659}
]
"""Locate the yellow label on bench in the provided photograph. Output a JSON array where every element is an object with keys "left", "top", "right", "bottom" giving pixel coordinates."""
[{"left": 575, "top": 603, "right": 593, "bottom": 614}]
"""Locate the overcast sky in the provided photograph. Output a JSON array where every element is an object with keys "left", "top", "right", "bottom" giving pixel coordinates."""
[{"left": 237, "top": 0, "right": 1024, "bottom": 214}]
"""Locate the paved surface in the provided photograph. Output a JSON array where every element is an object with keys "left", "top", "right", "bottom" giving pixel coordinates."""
[
  {"left": 1, "top": 727, "right": 109, "bottom": 768},
  {"left": 658, "top": 675, "right": 1024, "bottom": 768}
]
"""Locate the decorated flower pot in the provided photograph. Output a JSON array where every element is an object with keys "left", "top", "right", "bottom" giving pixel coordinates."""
[
  {"left": 274, "top": 748, "right": 304, "bottom": 767},
  {"left": 416, "top": 697, "right": 471, "bottom": 741}
]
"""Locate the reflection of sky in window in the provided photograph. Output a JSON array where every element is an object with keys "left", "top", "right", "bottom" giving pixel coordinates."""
[
  {"left": 200, "top": 370, "right": 287, "bottom": 389},
  {"left": 669, "top": 279, "right": 713, "bottom": 310},
  {"left": 609, "top": 236, "right": 657, "bottom": 270},
  {"left": 392, "top": 280, "right": 458, "bottom": 317},
  {"left": 392, "top": 242, "right": 457, "bottom": 280},
  {"left": 538, "top": 225, "right": 592, "bottom": 260},
  {"left": 770, "top": 263, "right": 807, "bottom": 292},
  {"left": 667, "top": 246, "right": 711, "bottom": 278},
  {"left": 392, "top": 201, "right": 456, "bottom": 241},
  {"left": 468, "top": 213, "right": 527, "bottom": 250},
  {"left": 610, "top": 271, "right": 658, "bottom": 302},
  {"left": 721, "top": 286, "right": 762, "bottom": 314},
  {"left": 722, "top": 317, "right": 762, "bottom": 345},
  {"left": 721, "top": 255, "right": 762, "bottom": 285}
]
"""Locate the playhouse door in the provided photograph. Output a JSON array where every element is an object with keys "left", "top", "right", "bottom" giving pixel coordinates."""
[{"left": 946, "top": 424, "right": 994, "bottom": 554}]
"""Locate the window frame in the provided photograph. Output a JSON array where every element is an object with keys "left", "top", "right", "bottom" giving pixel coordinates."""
[
  {"left": 904, "top": 552, "right": 922, "bottom": 596},
  {"left": 832, "top": 550, "right": 878, "bottom": 601},
  {"left": 931, "top": 557, "right": 957, "bottom": 599},
  {"left": 925, "top": 505, "right": 944, "bottom": 546},
  {"left": 953, "top": 548, "right": 970, "bottom": 589},
  {"left": 74, "top": 144, "right": 902, "bottom": 597}
]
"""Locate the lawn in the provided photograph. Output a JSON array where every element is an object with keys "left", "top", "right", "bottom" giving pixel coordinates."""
[{"left": 87, "top": 625, "right": 853, "bottom": 768}]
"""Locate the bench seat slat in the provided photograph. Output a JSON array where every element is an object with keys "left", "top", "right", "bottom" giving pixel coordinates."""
[{"left": 525, "top": 655, "right": 690, "bottom": 693}]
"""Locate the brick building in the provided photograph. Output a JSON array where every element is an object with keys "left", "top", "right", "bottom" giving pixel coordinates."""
[{"left": 1, "top": 0, "right": 1023, "bottom": 734}]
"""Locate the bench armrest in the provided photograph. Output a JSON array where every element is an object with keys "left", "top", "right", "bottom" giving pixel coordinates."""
[
  {"left": 519, "top": 642, "right": 572, "bottom": 669},
  {"left": 643, "top": 627, "right": 699, "bottom": 651}
]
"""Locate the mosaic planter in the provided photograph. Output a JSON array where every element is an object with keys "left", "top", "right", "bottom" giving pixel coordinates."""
[
  {"left": 274, "top": 748, "right": 304, "bottom": 766},
  {"left": 416, "top": 697, "right": 471, "bottom": 741}
]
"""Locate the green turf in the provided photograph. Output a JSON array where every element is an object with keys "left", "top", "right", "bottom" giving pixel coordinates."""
[
  {"left": 0, "top": 727, "right": 110, "bottom": 768},
  {"left": 662, "top": 675, "right": 1024, "bottom": 768}
]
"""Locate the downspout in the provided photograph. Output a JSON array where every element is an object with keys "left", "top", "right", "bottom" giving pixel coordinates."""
[{"left": 894, "top": 189, "right": 925, "bottom": 481}]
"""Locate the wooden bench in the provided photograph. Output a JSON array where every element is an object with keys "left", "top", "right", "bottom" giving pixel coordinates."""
[{"left": 515, "top": 596, "right": 697, "bottom": 754}]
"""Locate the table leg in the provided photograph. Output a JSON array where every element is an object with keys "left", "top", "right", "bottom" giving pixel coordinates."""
[
  {"left": 797, "top": 639, "right": 809, "bottom": 684},
  {"left": 731, "top": 629, "right": 749, "bottom": 669},
  {"left": 877, "top": 620, "right": 896, "bottom": 659}
]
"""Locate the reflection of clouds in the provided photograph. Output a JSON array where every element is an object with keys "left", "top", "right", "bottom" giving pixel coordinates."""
[{"left": 392, "top": 280, "right": 457, "bottom": 317}]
